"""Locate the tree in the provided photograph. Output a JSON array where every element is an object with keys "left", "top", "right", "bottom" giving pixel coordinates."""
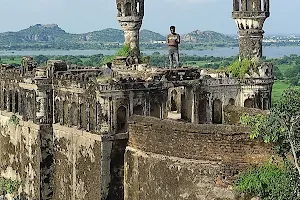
[{"left": 241, "top": 88, "right": 300, "bottom": 175}]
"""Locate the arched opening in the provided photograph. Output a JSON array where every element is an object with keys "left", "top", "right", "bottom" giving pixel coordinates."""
[
  {"left": 117, "top": 106, "right": 127, "bottom": 133},
  {"left": 198, "top": 99, "right": 208, "bottom": 124},
  {"left": 69, "top": 102, "right": 78, "bottom": 127},
  {"left": 229, "top": 98, "right": 235, "bottom": 106},
  {"left": 63, "top": 101, "right": 69, "bottom": 125},
  {"left": 15, "top": 91, "right": 19, "bottom": 113},
  {"left": 3, "top": 89, "right": 7, "bottom": 110},
  {"left": 54, "top": 99, "right": 59, "bottom": 123},
  {"left": 263, "top": 98, "right": 269, "bottom": 110},
  {"left": 244, "top": 98, "right": 255, "bottom": 108},
  {"left": 9, "top": 91, "right": 13, "bottom": 112},
  {"left": 233, "top": 0, "right": 239, "bottom": 11},
  {"left": 89, "top": 104, "right": 95, "bottom": 132},
  {"left": 170, "top": 90, "right": 178, "bottom": 112},
  {"left": 133, "top": 105, "right": 143, "bottom": 115},
  {"left": 213, "top": 99, "right": 222, "bottom": 124},
  {"left": 124, "top": 2, "right": 132, "bottom": 16},
  {"left": 79, "top": 103, "right": 86, "bottom": 129},
  {"left": 117, "top": 3, "right": 122, "bottom": 17},
  {"left": 150, "top": 102, "right": 160, "bottom": 118}
]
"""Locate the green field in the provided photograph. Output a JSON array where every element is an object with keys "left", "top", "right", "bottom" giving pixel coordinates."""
[
  {"left": 272, "top": 81, "right": 291, "bottom": 103},
  {"left": 277, "top": 64, "right": 293, "bottom": 74}
]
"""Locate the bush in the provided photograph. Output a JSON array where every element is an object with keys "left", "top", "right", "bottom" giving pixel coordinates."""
[
  {"left": 235, "top": 163, "right": 300, "bottom": 200},
  {"left": 226, "top": 59, "right": 258, "bottom": 79}
]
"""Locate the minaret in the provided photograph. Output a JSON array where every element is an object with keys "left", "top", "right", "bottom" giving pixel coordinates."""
[
  {"left": 116, "top": 0, "right": 144, "bottom": 59},
  {"left": 232, "top": 0, "right": 270, "bottom": 60}
]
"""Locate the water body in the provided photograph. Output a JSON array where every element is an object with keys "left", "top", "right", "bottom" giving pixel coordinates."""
[{"left": 0, "top": 46, "right": 300, "bottom": 58}]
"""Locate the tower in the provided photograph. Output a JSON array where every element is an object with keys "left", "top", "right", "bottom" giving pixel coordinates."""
[
  {"left": 232, "top": 0, "right": 270, "bottom": 60},
  {"left": 116, "top": 0, "right": 144, "bottom": 59}
]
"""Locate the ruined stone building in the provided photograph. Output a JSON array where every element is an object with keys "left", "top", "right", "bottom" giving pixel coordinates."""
[{"left": 0, "top": 0, "right": 273, "bottom": 199}]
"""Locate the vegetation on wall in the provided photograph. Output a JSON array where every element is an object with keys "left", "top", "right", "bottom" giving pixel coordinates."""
[
  {"left": 226, "top": 59, "right": 259, "bottom": 79},
  {"left": 0, "top": 177, "right": 21, "bottom": 195},
  {"left": 8, "top": 115, "right": 19, "bottom": 126}
]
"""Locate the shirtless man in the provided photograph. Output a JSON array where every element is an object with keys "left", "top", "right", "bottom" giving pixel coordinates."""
[{"left": 166, "top": 26, "right": 181, "bottom": 68}]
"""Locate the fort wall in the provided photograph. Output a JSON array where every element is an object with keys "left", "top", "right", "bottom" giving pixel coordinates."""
[
  {"left": 0, "top": 111, "right": 41, "bottom": 199},
  {"left": 125, "top": 116, "right": 273, "bottom": 200},
  {"left": 52, "top": 125, "right": 102, "bottom": 200}
]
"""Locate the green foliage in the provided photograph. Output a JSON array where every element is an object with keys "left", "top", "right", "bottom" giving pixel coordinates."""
[
  {"left": 241, "top": 88, "right": 300, "bottom": 156},
  {"left": 235, "top": 163, "right": 300, "bottom": 200},
  {"left": 141, "top": 56, "right": 150, "bottom": 64},
  {"left": 240, "top": 114, "right": 267, "bottom": 140},
  {"left": 115, "top": 45, "right": 131, "bottom": 57},
  {"left": 8, "top": 115, "right": 19, "bottom": 125},
  {"left": 226, "top": 59, "right": 259, "bottom": 79},
  {"left": 0, "top": 177, "right": 21, "bottom": 195}
]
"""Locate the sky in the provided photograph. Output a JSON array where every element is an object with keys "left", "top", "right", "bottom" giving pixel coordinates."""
[{"left": 0, "top": 0, "right": 298, "bottom": 35}]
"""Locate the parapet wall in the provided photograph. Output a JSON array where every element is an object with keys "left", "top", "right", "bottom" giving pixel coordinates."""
[{"left": 125, "top": 116, "right": 272, "bottom": 200}]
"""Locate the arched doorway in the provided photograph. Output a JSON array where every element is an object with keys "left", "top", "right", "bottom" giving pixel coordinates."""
[
  {"left": 213, "top": 99, "right": 222, "bottom": 124},
  {"left": 244, "top": 98, "right": 255, "bottom": 108},
  {"left": 170, "top": 90, "right": 178, "bottom": 112},
  {"left": 133, "top": 105, "right": 143, "bottom": 115},
  {"left": 198, "top": 99, "right": 208, "bottom": 124},
  {"left": 117, "top": 106, "right": 127, "bottom": 133},
  {"left": 150, "top": 102, "right": 160, "bottom": 118}
]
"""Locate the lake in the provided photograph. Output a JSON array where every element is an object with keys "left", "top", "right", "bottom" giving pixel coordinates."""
[{"left": 1, "top": 46, "right": 300, "bottom": 58}]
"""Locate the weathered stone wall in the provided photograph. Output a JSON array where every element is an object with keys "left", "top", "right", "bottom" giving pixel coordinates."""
[
  {"left": 224, "top": 105, "right": 269, "bottom": 125},
  {"left": 0, "top": 111, "right": 41, "bottom": 199},
  {"left": 52, "top": 124, "right": 102, "bottom": 200},
  {"left": 125, "top": 116, "right": 272, "bottom": 200}
]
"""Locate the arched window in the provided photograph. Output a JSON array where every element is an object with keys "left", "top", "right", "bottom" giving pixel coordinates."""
[
  {"left": 213, "top": 99, "right": 222, "bottom": 124},
  {"left": 229, "top": 98, "right": 235, "bottom": 106},
  {"left": 117, "top": 3, "right": 122, "bottom": 17},
  {"left": 117, "top": 106, "right": 127, "bottom": 133},
  {"left": 133, "top": 105, "right": 143, "bottom": 115},
  {"left": 124, "top": 2, "right": 132, "bottom": 16}
]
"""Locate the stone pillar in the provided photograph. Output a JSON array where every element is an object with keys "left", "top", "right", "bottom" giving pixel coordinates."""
[
  {"left": 232, "top": 0, "right": 270, "bottom": 60},
  {"left": 116, "top": 0, "right": 144, "bottom": 59}
]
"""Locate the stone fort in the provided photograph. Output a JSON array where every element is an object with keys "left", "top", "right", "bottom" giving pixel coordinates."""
[{"left": 0, "top": 0, "right": 273, "bottom": 199}]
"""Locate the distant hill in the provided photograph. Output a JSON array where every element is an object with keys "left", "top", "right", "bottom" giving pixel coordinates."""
[
  {"left": 0, "top": 24, "right": 237, "bottom": 49},
  {"left": 182, "top": 30, "right": 237, "bottom": 44}
]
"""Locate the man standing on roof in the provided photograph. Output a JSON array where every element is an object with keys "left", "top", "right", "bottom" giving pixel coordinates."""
[{"left": 166, "top": 26, "right": 181, "bottom": 68}]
